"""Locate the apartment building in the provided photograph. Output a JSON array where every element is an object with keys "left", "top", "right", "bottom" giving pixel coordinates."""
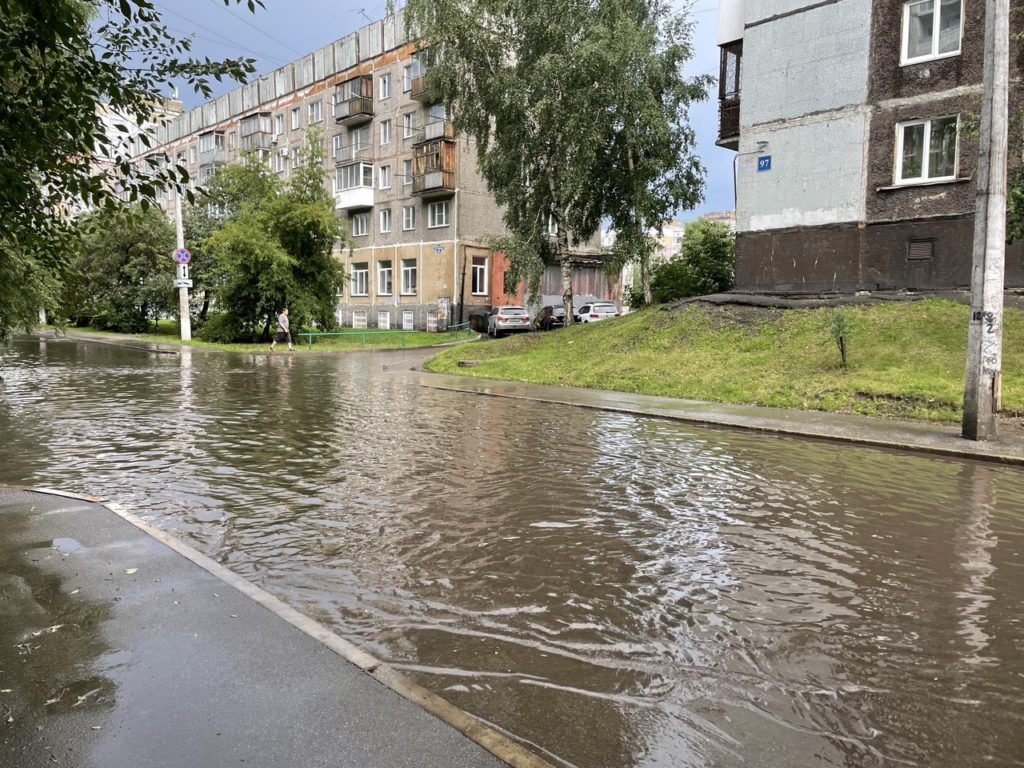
[
  {"left": 138, "top": 13, "right": 505, "bottom": 330},
  {"left": 717, "top": 0, "right": 1024, "bottom": 293}
]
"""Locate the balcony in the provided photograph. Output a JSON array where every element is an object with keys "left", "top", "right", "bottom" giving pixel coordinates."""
[
  {"left": 334, "top": 186, "right": 374, "bottom": 211},
  {"left": 410, "top": 74, "right": 435, "bottom": 104},
  {"left": 416, "top": 119, "right": 454, "bottom": 144},
  {"left": 199, "top": 147, "right": 226, "bottom": 166},
  {"left": 412, "top": 170, "right": 455, "bottom": 199},
  {"left": 239, "top": 132, "right": 273, "bottom": 152},
  {"left": 717, "top": 97, "right": 740, "bottom": 150},
  {"left": 333, "top": 143, "right": 370, "bottom": 165},
  {"left": 334, "top": 76, "right": 373, "bottom": 127}
]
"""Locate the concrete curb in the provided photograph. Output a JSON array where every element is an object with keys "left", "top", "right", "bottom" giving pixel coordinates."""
[
  {"left": 417, "top": 376, "right": 1024, "bottom": 467},
  {"left": 23, "top": 486, "right": 554, "bottom": 768}
]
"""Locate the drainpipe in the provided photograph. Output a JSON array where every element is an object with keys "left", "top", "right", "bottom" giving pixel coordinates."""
[
  {"left": 732, "top": 140, "right": 769, "bottom": 216},
  {"left": 453, "top": 186, "right": 460, "bottom": 324}
]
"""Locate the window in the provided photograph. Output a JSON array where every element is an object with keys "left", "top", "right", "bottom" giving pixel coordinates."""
[
  {"left": 379, "top": 72, "right": 392, "bottom": 100},
  {"left": 379, "top": 165, "right": 392, "bottom": 189},
  {"left": 353, "top": 310, "right": 368, "bottom": 329},
  {"left": 403, "top": 112, "right": 416, "bottom": 139},
  {"left": 547, "top": 214, "right": 558, "bottom": 236},
  {"left": 902, "top": 0, "right": 962, "bottom": 65},
  {"left": 332, "top": 134, "right": 342, "bottom": 159},
  {"left": 380, "top": 119, "right": 392, "bottom": 145},
  {"left": 308, "top": 100, "right": 322, "bottom": 123},
  {"left": 351, "top": 212, "right": 369, "bottom": 237},
  {"left": 402, "top": 65, "right": 413, "bottom": 92},
  {"left": 402, "top": 205, "right": 416, "bottom": 231},
  {"left": 378, "top": 260, "right": 393, "bottom": 295},
  {"left": 291, "top": 107, "right": 301, "bottom": 130},
  {"left": 401, "top": 258, "right": 417, "bottom": 295},
  {"left": 351, "top": 126, "right": 370, "bottom": 151},
  {"left": 228, "top": 132, "right": 237, "bottom": 149},
  {"left": 402, "top": 310, "right": 415, "bottom": 331},
  {"left": 895, "top": 116, "right": 958, "bottom": 184},
  {"left": 274, "top": 114, "right": 284, "bottom": 137},
  {"left": 379, "top": 208, "right": 392, "bottom": 233},
  {"left": 471, "top": 256, "right": 487, "bottom": 295},
  {"left": 189, "top": 146, "right": 196, "bottom": 163},
  {"left": 351, "top": 262, "right": 369, "bottom": 296},
  {"left": 377, "top": 311, "right": 391, "bottom": 330},
  {"left": 275, "top": 149, "right": 287, "bottom": 172},
  {"left": 335, "top": 162, "right": 374, "bottom": 190},
  {"left": 428, "top": 200, "right": 449, "bottom": 228}
]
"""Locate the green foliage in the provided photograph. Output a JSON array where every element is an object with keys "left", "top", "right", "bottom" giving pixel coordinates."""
[
  {"left": 59, "top": 203, "right": 176, "bottom": 333},
  {"left": 195, "top": 312, "right": 244, "bottom": 343},
  {"left": 405, "top": 0, "right": 708, "bottom": 319},
  {"left": 825, "top": 307, "right": 852, "bottom": 368},
  {"left": 192, "top": 130, "right": 346, "bottom": 341},
  {"left": 426, "top": 300, "right": 1024, "bottom": 422},
  {"left": 0, "top": 0, "right": 258, "bottom": 338},
  {"left": 649, "top": 219, "right": 735, "bottom": 304}
]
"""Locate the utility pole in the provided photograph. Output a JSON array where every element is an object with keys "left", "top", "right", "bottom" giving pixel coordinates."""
[
  {"left": 963, "top": 0, "right": 1010, "bottom": 441},
  {"left": 174, "top": 190, "right": 192, "bottom": 342}
]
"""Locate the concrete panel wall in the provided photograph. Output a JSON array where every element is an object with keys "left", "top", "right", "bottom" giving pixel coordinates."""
[
  {"left": 737, "top": 111, "right": 868, "bottom": 231},
  {"left": 335, "top": 36, "right": 358, "bottom": 72},
  {"left": 741, "top": 0, "right": 870, "bottom": 126},
  {"left": 360, "top": 21, "right": 383, "bottom": 60}
]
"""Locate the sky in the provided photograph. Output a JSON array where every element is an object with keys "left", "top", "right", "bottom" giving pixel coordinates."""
[{"left": 152, "top": 0, "right": 732, "bottom": 219}]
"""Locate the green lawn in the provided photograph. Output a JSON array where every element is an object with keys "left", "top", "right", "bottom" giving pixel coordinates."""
[
  {"left": 59, "top": 324, "right": 476, "bottom": 352},
  {"left": 425, "top": 299, "right": 1024, "bottom": 422}
]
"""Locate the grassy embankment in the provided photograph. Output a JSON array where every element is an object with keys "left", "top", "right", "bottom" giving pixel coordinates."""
[
  {"left": 425, "top": 299, "right": 1024, "bottom": 422},
  {"left": 57, "top": 321, "right": 476, "bottom": 353}
]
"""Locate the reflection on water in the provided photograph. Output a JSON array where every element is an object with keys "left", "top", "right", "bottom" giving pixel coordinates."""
[{"left": 1, "top": 337, "right": 1023, "bottom": 767}]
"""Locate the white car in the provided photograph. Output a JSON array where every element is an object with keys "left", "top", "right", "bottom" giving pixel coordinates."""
[{"left": 576, "top": 302, "right": 619, "bottom": 323}]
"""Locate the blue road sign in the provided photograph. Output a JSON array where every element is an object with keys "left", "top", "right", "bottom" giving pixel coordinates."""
[
  {"left": 757, "top": 155, "right": 772, "bottom": 172},
  {"left": 173, "top": 247, "right": 192, "bottom": 264}
]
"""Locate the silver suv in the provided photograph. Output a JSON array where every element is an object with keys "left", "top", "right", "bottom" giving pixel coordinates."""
[{"left": 487, "top": 306, "right": 531, "bottom": 337}]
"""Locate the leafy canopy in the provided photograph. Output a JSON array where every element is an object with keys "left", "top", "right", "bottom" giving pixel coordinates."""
[
  {"left": 405, "top": 0, "right": 709, "bottom": 316},
  {"left": 648, "top": 218, "right": 735, "bottom": 305},
  {"left": 0, "top": 0, "right": 258, "bottom": 337}
]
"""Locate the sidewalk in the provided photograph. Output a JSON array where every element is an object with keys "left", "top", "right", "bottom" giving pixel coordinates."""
[
  {"left": 0, "top": 488, "right": 548, "bottom": 768},
  {"left": 416, "top": 373, "right": 1024, "bottom": 465}
]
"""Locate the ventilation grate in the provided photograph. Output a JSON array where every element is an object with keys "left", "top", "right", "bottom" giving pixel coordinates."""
[{"left": 907, "top": 239, "right": 935, "bottom": 261}]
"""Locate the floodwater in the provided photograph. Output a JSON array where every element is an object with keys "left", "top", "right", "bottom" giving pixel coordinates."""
[{"left": 1, "top": 337, "right": 1023, "bottom": 767}]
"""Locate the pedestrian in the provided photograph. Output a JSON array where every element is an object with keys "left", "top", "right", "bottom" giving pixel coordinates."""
[{"left": 270, "top": 306, "right": 293, "bottom": 352}]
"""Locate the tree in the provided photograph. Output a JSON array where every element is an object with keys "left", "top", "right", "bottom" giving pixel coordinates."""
[
  {"left": 60, "top": 203, "right": 176, "bottom": 332},
  {"left": 648, "top": 218, "right": 734, "bottom": 304},
  {"left": 405, "top": 0, "right": 708, "bottom": 323},
  {"left": 199, "top": 132, "right": 346, "bottom": 341},
  {"left": 0, "top": 0, "right": 258, "bottom": 338}
]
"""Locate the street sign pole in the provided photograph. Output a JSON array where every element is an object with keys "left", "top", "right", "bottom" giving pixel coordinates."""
[
  {"left": 963, "top": 0, "right": 1009, "bottom": 441},
  {"left": 175, "top": 189, "right": 192, "bottom": 342}
]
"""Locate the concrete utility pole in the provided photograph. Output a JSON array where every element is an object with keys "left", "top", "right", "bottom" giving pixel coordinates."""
[
  {"left": 174, "top": 190, "right": 192, "bottom": 342},
  {"left": 963, "top": 0, "right": 1010, "bottom": 441}
]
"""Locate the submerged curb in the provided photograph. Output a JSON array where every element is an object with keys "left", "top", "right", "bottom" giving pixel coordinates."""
[
  {"left": 417, "top": 376, "right": 1024, "bottom": 467},
  {"left": 24, "top": 486, "right": 555, "bottom": 768}
]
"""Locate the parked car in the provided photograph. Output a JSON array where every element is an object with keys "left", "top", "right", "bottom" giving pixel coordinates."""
[
  {"left": 536, "top": 305, "right": 565, "bottom": 331},
  {"left": 576, "top": 302, "right": 620, "bottom": 323},
  {"left": 487, "top": 305, "right": 531, "bottom": 337}
]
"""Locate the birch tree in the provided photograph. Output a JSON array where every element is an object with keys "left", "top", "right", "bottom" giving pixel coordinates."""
[{"left": 405, "top": 0, "right": 708, "bottom": 322}]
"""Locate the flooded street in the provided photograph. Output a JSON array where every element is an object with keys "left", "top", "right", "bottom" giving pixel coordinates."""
[{"left": 1, "top": 337, "right": 1023, "bottom": 767}]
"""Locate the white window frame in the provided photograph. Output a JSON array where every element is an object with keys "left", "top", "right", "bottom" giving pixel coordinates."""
[
  {"left": 402, "top": 205, "right": 416, "bottom": 231},
  {"left": 402, "top": 159, "right": 413, "bottom": 186},
  {"left": 427, "top": 201, "right": 449, "bottom": 228},
  {"left": 379, "top": 164, "right": 392, "bottom": 189},
  {"left": 335, "top": 161, "right": 374, "bottom": 191},
  {"left": 308, "top": 100, "right": 322, "bottom": 123},
  {"left": 377, "top": 311, "right": 391, "bottom": 330},
  {"left": 350, "top": 263, "right": 369, "bottom": 296},
  {"left": 332, "top": 134, "right": 342, "bottom": 159},
  {"left": 275, "top": 149, "right": 287, "bottom": 173},
  {"left": 400, "top": 258, "right": 418, "bottom": 296},
  {"left": 228, "top": 132, "right": 236, "bottom": 149},
  {"left": 352, "top": 310, "right": 368, "bottom": 329},
  {"left": 274, "top": 114, "right": 284, "bottom": 137},
  {"left": 547, "top": 214, "right": 558, "bottom": 236},
  {"left": 378, "top": 260, "right": 393, "bottom": 296},
  {"left": 380, "top": 119, "right": 392, "bottom": 146},
  {"left": 379, "top": 208, "right": 392, "bottom": 233},
  {"left": 402, "top": 65, "right": 413, "bottom": 92},
  {"left": 894, "top": 115, "right": 959, "bottom": 185},
  {"left": 379, "top": 73, "right": 392, "bottom": 100},
  {"left": 403, "top": 112, "right": 416, "bottom": 139},
  {"left": 402, "top": 310, "right": 415, "bottom": 331},
  {"left": 900, "top": 0, "right": 963, "bottom": 66},
  {"left": 471, "top": 256, "right": 488, "bottom": 295},
  {"left": 351, "top": 212, "right": 369, "bottom": 237},
  {"left": 291, "top": 107, "right": 301, "bottom": 130}
]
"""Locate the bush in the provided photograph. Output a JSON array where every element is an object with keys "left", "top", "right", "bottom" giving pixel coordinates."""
[
  {"left": 650, "top": 218, "right": 735, "bottom": 304},
  {"left": 195, "top": 312, "right": 245, "bottom": 343}
]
